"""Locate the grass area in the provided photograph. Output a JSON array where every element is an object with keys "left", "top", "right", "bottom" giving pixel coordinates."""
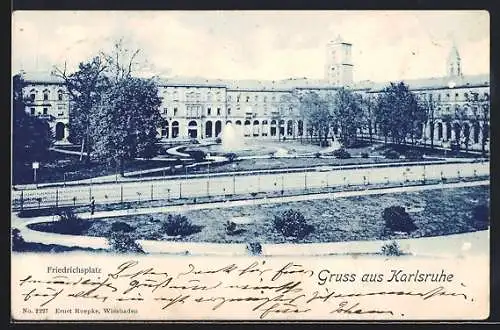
[
  {"left": 12, "top": 150, "right": 172, "bottom": 185},
  {"left": 29, "top": 185, "right": 489, "bottom": 244}
]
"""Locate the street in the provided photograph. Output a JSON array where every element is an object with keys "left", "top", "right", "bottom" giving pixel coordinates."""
[{"left": 12, "top": 161, "right": 489, "bottom": 210}]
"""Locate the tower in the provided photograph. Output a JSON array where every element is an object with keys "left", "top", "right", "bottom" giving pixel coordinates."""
[
  {"left": 325, "top": 35, "right": 353, "bottom": 86},
  {"left": 447, "top": 42, "right": 462, "bottom": 78}
]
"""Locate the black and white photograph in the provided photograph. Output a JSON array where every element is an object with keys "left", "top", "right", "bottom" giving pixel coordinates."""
[{"left": 11, "top": 10, "right": 490, "bottom": 321}]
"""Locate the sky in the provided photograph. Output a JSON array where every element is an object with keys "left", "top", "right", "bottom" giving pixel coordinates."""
[{"left": 12, "top": 10, "right": 489, "bottom": 83}]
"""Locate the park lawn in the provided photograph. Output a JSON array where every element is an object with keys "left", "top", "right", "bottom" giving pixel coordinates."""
[
  {"left": 60, "top": 185, "right": 490, "bottom": 244},
  {"left": 12, "top": 150, "right": 173, "bottom": 185}
]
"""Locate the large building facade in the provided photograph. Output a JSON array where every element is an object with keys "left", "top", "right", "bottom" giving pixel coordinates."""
[{"left": 19, "top": 37, "right": 489, "bottom": 150}]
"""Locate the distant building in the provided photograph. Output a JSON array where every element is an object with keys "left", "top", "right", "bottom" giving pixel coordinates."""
[{"left": 17, "top": 37, "right": 489, "bottom": 149}]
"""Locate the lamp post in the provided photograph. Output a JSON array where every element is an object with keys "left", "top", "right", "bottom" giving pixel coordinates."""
[
  {"left": 232, "top": 163, "right": 236, "bottom": 195},
  {"left": 32, "top": 162, "right": 39, "bottom": 187},
  {"left": 206, "top": 153, "right": 211, "bottom": 197}
]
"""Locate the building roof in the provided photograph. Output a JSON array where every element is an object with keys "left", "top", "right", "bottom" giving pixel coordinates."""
[
  {"left": 16, "top": 71, "right": 489, "bottom": 93},
  {"left": 20, "top": 71, "right": 64, "bottom": 84},
  {"left": 364, "top": 73, "right": 489, "bottom": 93}
]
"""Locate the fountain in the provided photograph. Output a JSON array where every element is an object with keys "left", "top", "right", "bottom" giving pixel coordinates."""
[{"left": 219, "top": 123, "right": 245, "bottom": 152}]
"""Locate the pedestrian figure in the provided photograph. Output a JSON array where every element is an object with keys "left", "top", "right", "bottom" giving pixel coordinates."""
[{"left": 90, "top": 196, "right": 95, "bottom": 216}]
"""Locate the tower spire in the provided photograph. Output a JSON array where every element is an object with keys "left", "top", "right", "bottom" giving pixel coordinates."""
[{"left": 447, "top": 40, "right": 462, "bottom": 78}]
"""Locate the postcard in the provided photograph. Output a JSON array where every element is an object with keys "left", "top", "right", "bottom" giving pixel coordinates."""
[{"left": 11, "top": 10, "right": 490, "bottom": 321}]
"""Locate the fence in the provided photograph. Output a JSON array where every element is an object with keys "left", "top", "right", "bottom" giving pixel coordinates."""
[{"left": 11, "top": 161, "right": 489, "bottom": 211}]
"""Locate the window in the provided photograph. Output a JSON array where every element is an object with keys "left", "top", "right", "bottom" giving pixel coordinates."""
[
  {"left": 217, "top": 108, "right": 221, "bottom": 116},
  {"left": 464, "top": 93, "right": 468, "bottom": 100},
  {"left": 237, "top": 95, "right": 240, "bottom": 103},
  {"left": 484, "top": 92, "right": 489, "bottom": 100},
  {"left": 246, "top": 96, "right": 250, "bottom": 102},
  {"left": 163, "top": 108, "right": 168, "bottom": 115},
  {"left": 227, "top": 108, "right": 231, "bottom": 115},
  {"left": 207, "top": 108, "right": 212, "bottom": 116},
  {"left": 43, "top": 108, "right": 48, "bottom": 115},
  {"left": 255, "top": 95, "right": 258, "bottom": 102},
  {"left": 228, "top": 95, "right": 232, "bottom": 102},
  {"left": 43, "top": 91, "right": 49, "bottom": 101},
  {"left": 58, "top": 90, "right": 63, "bottom": 101},
  {"left": 264, "top": 96, "right": 267, "bottom": 103},
  {"left": 455, "top": 93, "right": 459, "bottom": 100},
  {"left": 29, "top": 90, "right": 36, "bottom": 102},
  {"left": 174, "top": 108, "right": 178, "bottom": 116},
  {"left": 30, "top": 107, "right": 35, "bottom": 115},
  {"left": 58, "top": 112, "right": 64, "bottom": 117}
]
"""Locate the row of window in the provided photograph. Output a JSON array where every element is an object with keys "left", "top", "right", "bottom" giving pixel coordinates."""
[
  {"left": 28, "top": 89, "right": 65, "bottom": 102},
  {"left": 418, "top": 91, "right": 489, "bottom": 102}
]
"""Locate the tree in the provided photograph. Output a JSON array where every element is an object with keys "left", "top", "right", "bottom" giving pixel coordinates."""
[
  {"left": 298, "top": 91, "right": 331, "bottom": 145},
  {"left": 12, "top": 74, "right": 53, "bottom": 163},
  {"left": 466, "top": 91, "right": 490, "bottom": 155},
  {"left": 418, "top": 93, "right": 439, "bottom": 149},
  {"left": 91, "top": 77, "right": 162, "bottom": 175},
  {"left": 360, "top": 93, "right": 377, "bottom": 144},
  {"left": 453, "top": 104, "right": 470, "bottom": 152},
  {"left": 53, "top": 57, "right": 109, "bottom": 160},
  {"left": 330, "top": 88, "right": 364, "bottom": 147},
  {"left": 375, "top": 82, "right": 426, "bottom": 145}
]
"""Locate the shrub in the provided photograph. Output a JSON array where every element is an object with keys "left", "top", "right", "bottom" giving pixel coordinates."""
[
  {"left": 333, "top": 148, "right": 351, "bottom": 159},
  {"left": 162, "top": 214, "right": 201, "bottom": 236},
  {"left": 215, "top": 137, "right": 222, "bottom": 144},
  {"left": 314, "top": 152, "right": 321, "bottom": 158},
  {"left": 361, "top": 152, "right": 369, "bottom": 158},
  {"left": 383, "top": 206, "right": 417, "bottom": 233},
  {"left": 107, "top": 232, "right": 144, "bottom": 254},
  {"left": 470, "top": 204, "right": 489, "bottom": 230},
  {"left": 188, "top": 149, "right": 206, "bottom": 162},
  {"left": 110, "top": 221, "right": 134, "bottom": 233},
  {"left": 11, "top": 228, "right": 25, "bottom": 251},
  {"left": 381, "top": 241, "right": 404, "bottom": 256},
  {"left": 247, "top": 242, "right": 262, "bottom": 256},
  {"left": 225, "top": 152, "right": 237, "bottom": 162},
  {"left": 405, "top": 150, "right": 424, "bottom": 160},
  {"left": 273, "top": 209, "right": 313, "bottom": 239},
  {"left": 224, "top": 221, "right": 237, "bottom": 235},
  {"left": 55, "top": 209, "right": 90, "bottom": 234},
  {"left": 384, "top": 150, "right": 401, "bottom": 159}
]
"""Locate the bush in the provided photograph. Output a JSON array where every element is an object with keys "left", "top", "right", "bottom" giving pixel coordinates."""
[
  {"left": 107, "top": 232, "right": 144, "bottom": 254},
  {"left": 188, "top": 149, "right": 206, "bottom": 162},
  {"left": 381, "top": 241, "right": 404, "bottom": 256},
  {"left": 12, "top": 228, "right": 25, "bottom": 251},
  {"left": 383, "top": 206, "right": 417, "bottom": 233},
  {"left": 333, "top": 148, "right": 351, "bottom": 159},
  {"left": 314, "top": 152, "right": 321, "bottom": 158},
  {"left": 110, "top": 221, "right": 134, "bottom": 233},
  {"left": 225, "top": 152, "right": 237, "bottom": 162},
  {"left": 55, "top": 209, "right": 90, "bottom": 234},
  {"left": 405, "top": 150, "right": 423, "bottom": 160},
  {"left": 162, "top": 214, "right": 201, "bottom": 236},
  {"left": 215, "top": 137, "right": 222, "bottom": 144},
  {"left": 384, "top": 150, "right": 401, "bottom": 159},
  {"left": 273, "top": 209, "right": 313, "bottom": 239},
  {"left": 361, "top": 152, "right": 369, "bottom": 158},
  {"left": 470, "top": 204, "right": 489, "bottom": 230},
  {"left": 224, "top": 220, "right": 237, "bottom": 235},
  {"left": 247, "top": 242, "right": 262, "bottom": 256}
]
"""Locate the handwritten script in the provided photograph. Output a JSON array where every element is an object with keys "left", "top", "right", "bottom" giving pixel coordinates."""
[{"left": 12, "top": 258, "right": 478, "bottom": 320}]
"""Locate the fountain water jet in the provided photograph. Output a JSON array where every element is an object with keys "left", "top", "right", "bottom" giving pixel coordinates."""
[{"left": 219, "top": 123, "right": 245, "bottom": 152}]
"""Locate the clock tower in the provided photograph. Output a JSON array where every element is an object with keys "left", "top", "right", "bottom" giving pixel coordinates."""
[{"left": 325, "top": 35, "right": 354, "bottom": 87}]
